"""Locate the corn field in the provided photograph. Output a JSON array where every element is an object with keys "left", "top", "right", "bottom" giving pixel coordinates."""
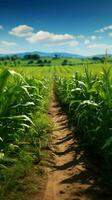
[
  {"left": 56, "top": 67, "right": 112, "bottom": 173},
  {"left": 0, "top": 65, "right": 112, "bottom": 198}
]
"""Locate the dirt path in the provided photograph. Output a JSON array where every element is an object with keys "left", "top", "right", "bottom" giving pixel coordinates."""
[{"left": 41, "top": 95, "right": 111, "bottom": 200}]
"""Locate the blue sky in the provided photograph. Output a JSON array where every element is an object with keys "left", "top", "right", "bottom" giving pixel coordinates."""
[{"left": 0, "top": 0, "right": 112, "bottom": 55}]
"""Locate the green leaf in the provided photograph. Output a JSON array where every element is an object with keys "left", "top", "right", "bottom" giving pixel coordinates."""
[{"left": 102, "top": 136, "right": 112, "bottom": 150}]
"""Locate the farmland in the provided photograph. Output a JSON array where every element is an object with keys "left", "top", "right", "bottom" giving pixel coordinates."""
[{"left": 0, "top": 58, "right": 112, "bottom": 200}]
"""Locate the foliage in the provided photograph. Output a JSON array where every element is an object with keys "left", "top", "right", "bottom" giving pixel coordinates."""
[
  {"left": 24, "top": 54, "right": 40, "bottom": 60},
  {"left": 56, "top": 68, "right": 112, "bottom": 169},
  {"left": 0, "top": 68, "right": 52, "bottom": 198}
]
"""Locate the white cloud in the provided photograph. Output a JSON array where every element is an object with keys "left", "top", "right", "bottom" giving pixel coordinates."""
[
  {"left": 98, "top": 36, "right": 103, "bottom": 39},
  {"left": 54, "top": 40, "right": 79, "bottom": 47},
  {"left": 9, "top": 25, "right": 34, "bottom": 37},
  {"left": 96, "top": 25, "right": 112, "bottom": 33},
  {"left": 1, "top": 40, "right": 17, "bottom": 46},
  {"left": 67, "top": 41, "right": 79, "bottom": 47},
  {"left": 76, "top": 35, "right": 85, "bottom": 39},
  {"left": 84, "top": 39, "right": 90, "bottom": 45},
  {"left": 108, "top": 32, "right": 112, "bottom": 37},
  {"left": 0, "top": 48, "right": 29, "bottom": 54},
  {"left": 26, "top": 31, "right": 74, "bottom": 43},
  {"left": 0, "top": 25, "right": 3, "bottom": 30},
  {"left": 77, "top": 34, "right": 101, "bottom": 44},
  {"left": 88, "top": 43, "right": 112, "bottom": 49},
  {"left": 84, "top": 35, "right": 102, "bottom": 45},
  {"left": 91, "top": 35, "right": 97, "bottom": 40}
]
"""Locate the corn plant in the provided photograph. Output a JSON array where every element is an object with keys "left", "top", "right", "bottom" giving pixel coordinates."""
[
  {"left": 56, "top": 67, "right": 112, "bottom": 169},
  {"left": 0, "top": 69, "right": 51, "bottom": 167}
]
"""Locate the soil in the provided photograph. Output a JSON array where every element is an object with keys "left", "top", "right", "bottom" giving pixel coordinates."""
[{"left": 29, "top": 95, "right": 112, "bottom": 200}]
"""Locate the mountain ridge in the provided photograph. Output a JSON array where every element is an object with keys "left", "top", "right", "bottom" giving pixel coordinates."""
[
  {"left": 0, "top": 51, "right": 110, "bottom": 58},
  {"left": 0, "top": 51, "right": 85, "bottom": 58}
]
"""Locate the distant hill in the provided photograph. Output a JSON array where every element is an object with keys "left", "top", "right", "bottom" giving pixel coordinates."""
[
  {"left": 90, "top": 54, "right": 112, "bottom": 58},
  {"left": 0, "top": 51, "right": 85, "bottom": 58}
]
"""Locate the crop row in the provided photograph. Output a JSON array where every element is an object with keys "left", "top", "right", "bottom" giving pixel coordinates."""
[
  {"left": 56, "top": 67, "right": 112, "bottom": 177},
  {"left": 0, "top": 69, "right": 52, "bottom": 198}
]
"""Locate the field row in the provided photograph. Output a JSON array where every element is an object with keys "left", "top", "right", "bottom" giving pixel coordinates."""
[
  {"left": 56, "top": 67, "right": 112, "bottom": 181},
  {"left": 0, "top": 68, "right": 52, "bottom": 199}
]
